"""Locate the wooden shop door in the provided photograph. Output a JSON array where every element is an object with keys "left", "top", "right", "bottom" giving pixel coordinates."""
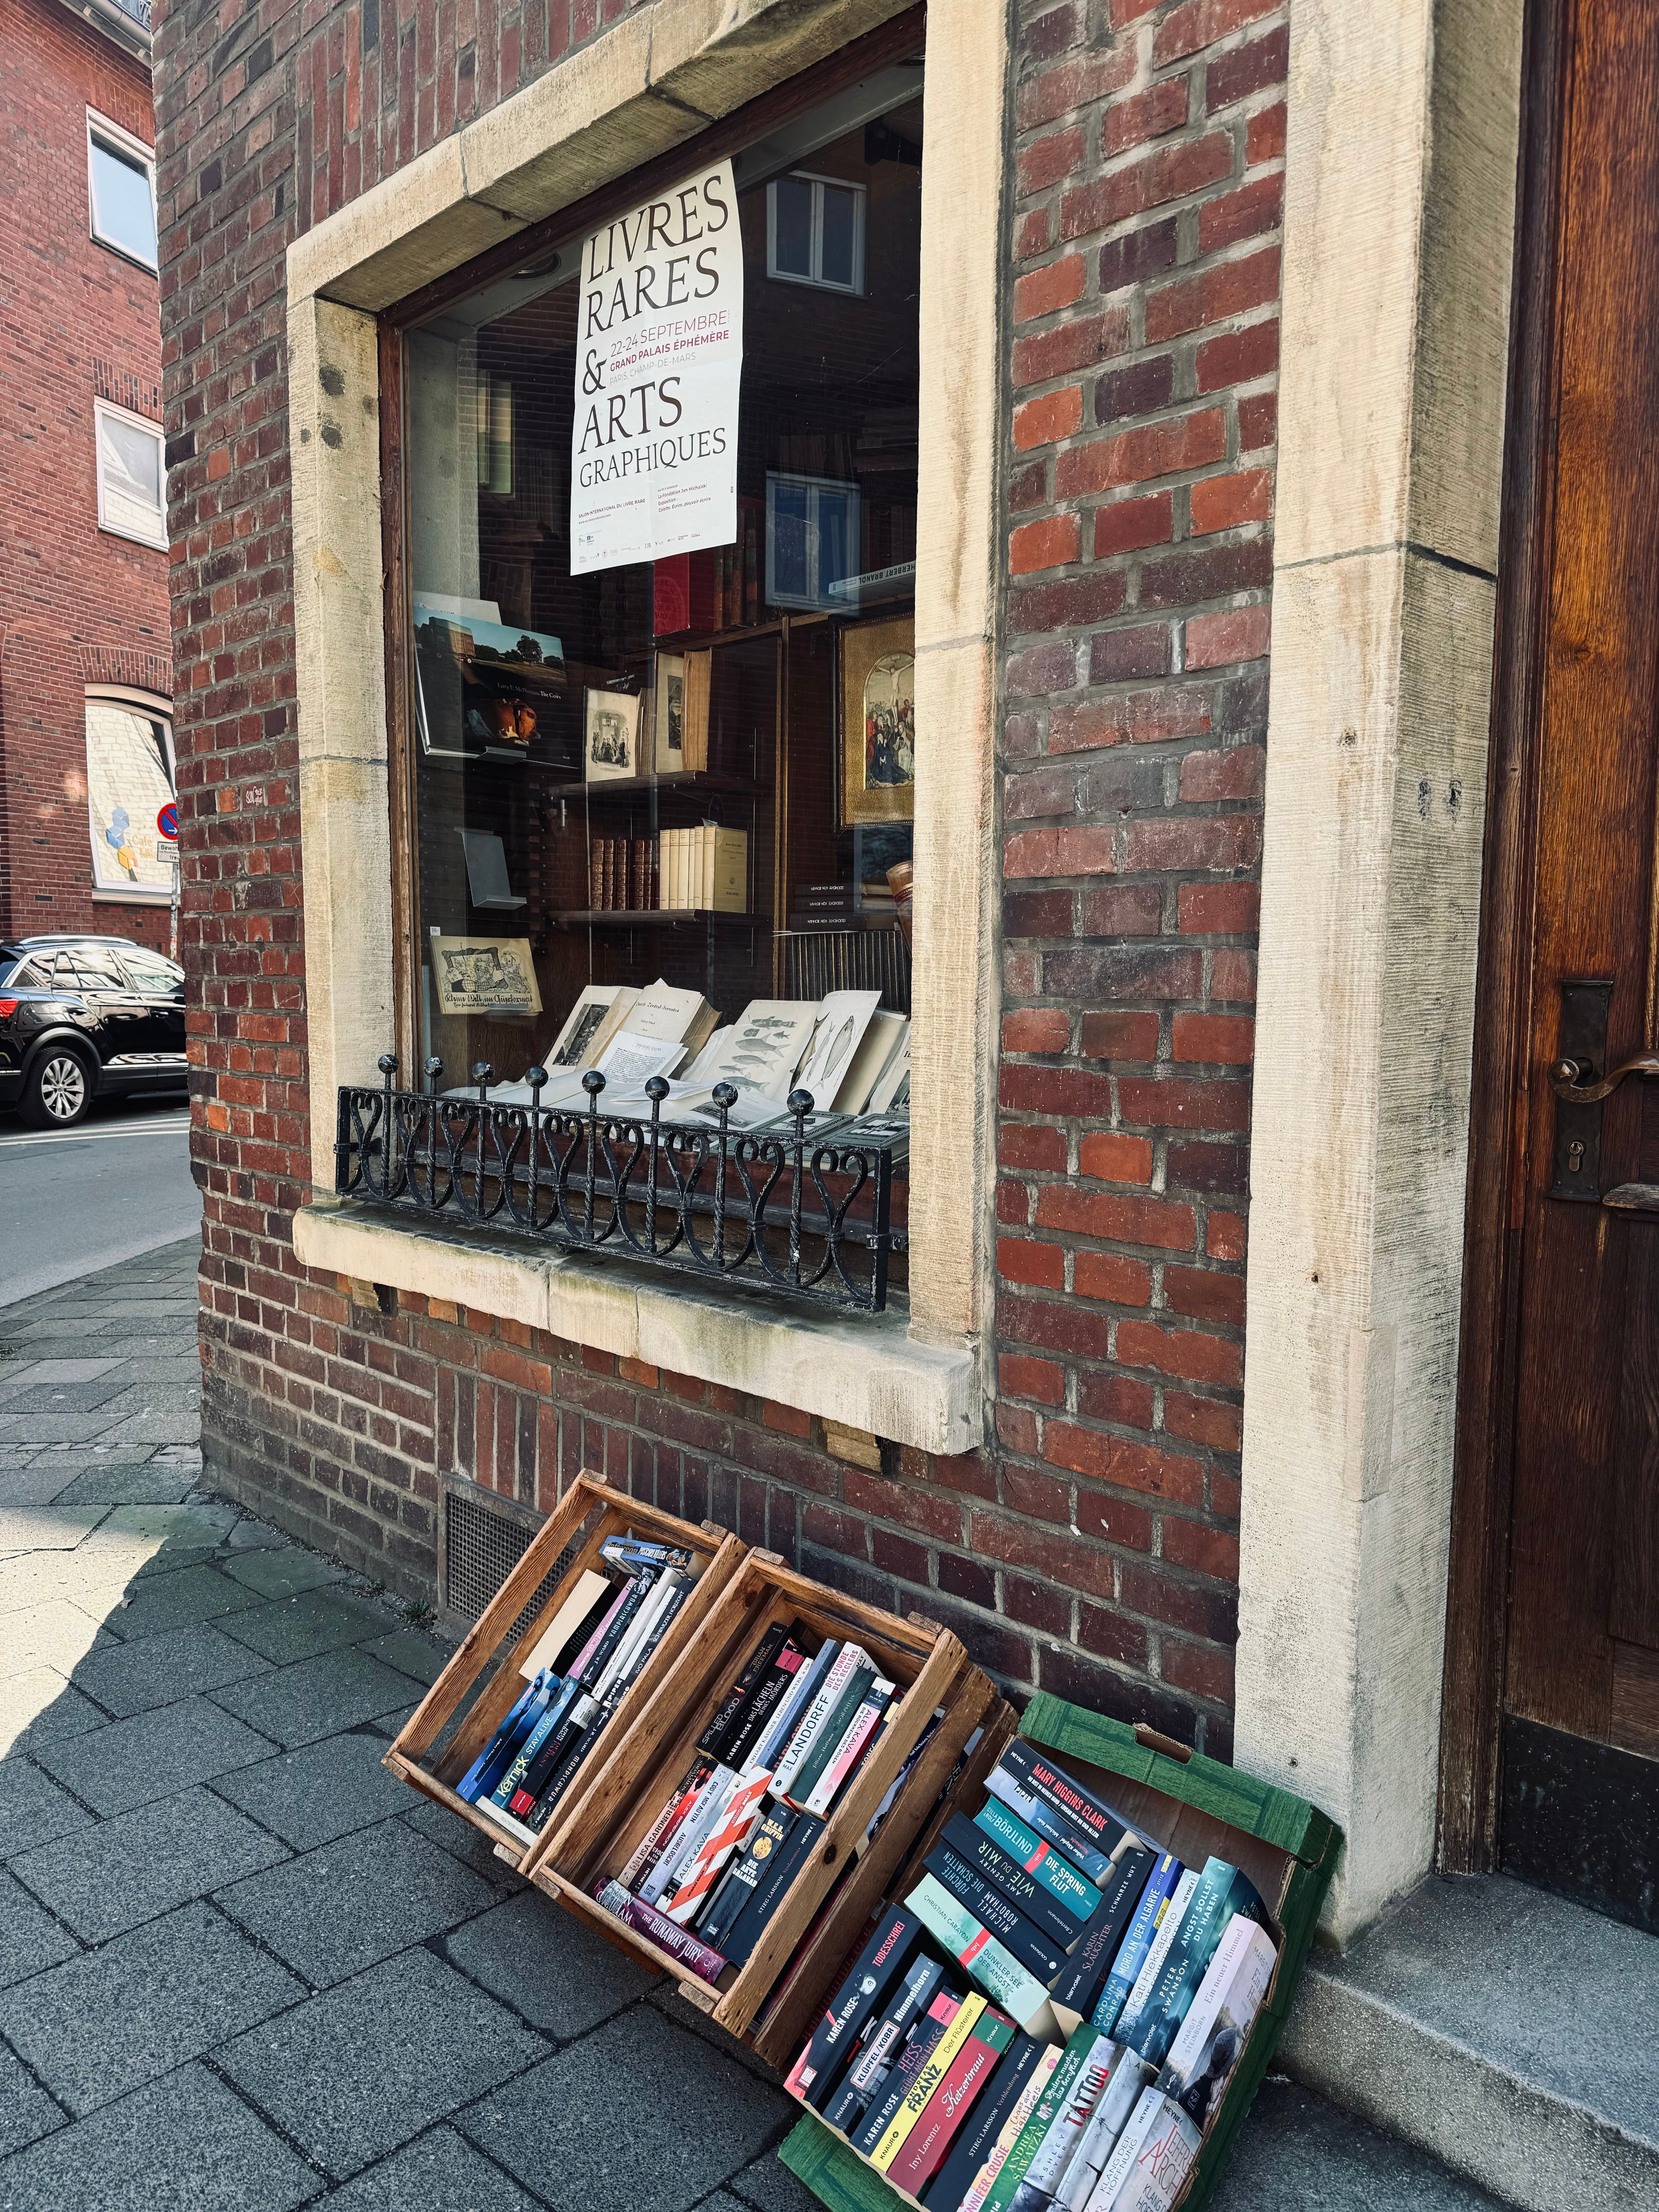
[{"left": 1457, "top": 0, "right": 1659, "bottom": 1927}]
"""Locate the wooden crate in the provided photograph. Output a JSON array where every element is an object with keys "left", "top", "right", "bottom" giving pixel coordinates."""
[
  {"left": 529, "top": 1547, "right": 984, "bottom": 2040},
  {"left": 383, "top": 1470, "right": 743, "bottom": 1872},
  {"left": 777, "top": 1694, "right": 1341, "bottom": 2212}
]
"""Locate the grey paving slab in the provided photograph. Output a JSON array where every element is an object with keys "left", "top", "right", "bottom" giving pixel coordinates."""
[
  {"left": 0, "top": 1870, "right": 79, "bottom": 1989},
  {"left": 461, "top": 2004, "right": 790, "bottom": 2212},
  {"left": 216, "top": 1945, "right": 547, "bottom": 2179},
  {"left": 222, "top": 1547, "right": 351, "bottom": 1599},
  {"left": 50, "top": 1460, "right": 197, "bottom": 1505},
  {"left": 0, "top": 1374, "right": 135, "bottom": 1417},
  {"left": 220, "top": 1585, "right": 398, "bottom": 1664},
  {"left": 0, "top": 1761, "right": 86, "bottom": 1860},
  {"left": 100, "top": 1561, "right": 258, "bottom": 1638},
  {"left": 211, "top": 1726, "right": 415, "bottom": 1851},
  {"left": 314, "top": 2125, "right": 540, "bottom": 2211},
  {"left": 0, "top": 2060, "right": 320, "bottom": 2211},
  {"left": 101, "top": 1499, "right": 239, "bottom": 1551},
  {"left": 209, "top": 1647, "right": 414, "bottom": 1750},
  {"left": 31, "top": 1695, "right": 276, "bottom": 1816},
  {"left": 1209, "top": 2079, "right": 1510, "bottom": 2212},
  {"left": 215, "top": 1816, "right": 495, "bottom": 1987},
  {"left": 358, "top": 1627, "right": 450, "bottom": 1686},
  {"left": 0, "top": 1668, "right": 108, "bottom": 1755},
  {"left": 397, "top": 1796, "right": 527, "bottom": 1893},
  {"left": 441, "top": 1887, "right": 654, "bottom": 2039},
  {"left": 0, "top": 1466, "right": 81, "bottom": 1509},
  {"left": 0, "top": 1899, "right": 305, "bottom": 2116},
  {"left": 70, "top": 1620, "right": 271, "bottom": 1718},
  {"left": 10, "top": 1785, "right": 290, "bottom": 1942},
  {"left": 0, "top": 1361, "right": 126, "bottom": 1397},
  {"left": 0, "top": 2044, "right": 63, "bottom": 2160},
  {"left": 0, "top": 1507, "right": 107, "bottom": 1556}
]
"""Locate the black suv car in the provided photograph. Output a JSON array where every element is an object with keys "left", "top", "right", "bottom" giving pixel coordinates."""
[{"left": 0, "top": 936, "right": 187, "bottom": 1128}]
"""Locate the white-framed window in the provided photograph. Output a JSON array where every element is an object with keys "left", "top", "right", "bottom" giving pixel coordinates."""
[
  {"left": 766, "top": 172, "right": 866, "bottom": 294},
  {"left": 764, "top": 471, "right": 862, "bottom": 611},
  {"left": 87, "top": 108, "right": 158, "bottom": 271},
  {"left": 84, "top": 686, "right": 176, "bottom": 899},
  {"left": 95, "top": 400, "right": 167, "bottom": 549}
]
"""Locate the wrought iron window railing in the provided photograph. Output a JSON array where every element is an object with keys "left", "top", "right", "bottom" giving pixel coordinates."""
[{"left": 334, "top": 1057, "right": 904, "bottom": 1312}]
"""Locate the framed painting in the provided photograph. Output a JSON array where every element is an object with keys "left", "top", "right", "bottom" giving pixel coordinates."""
[{"left": 838, "top": 615, "right": 914, "bottom": 824}]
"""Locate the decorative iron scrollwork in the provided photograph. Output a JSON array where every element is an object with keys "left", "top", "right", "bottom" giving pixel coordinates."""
[{"left": 334, "top": 1057, "right": 899, "bottom": 1312}]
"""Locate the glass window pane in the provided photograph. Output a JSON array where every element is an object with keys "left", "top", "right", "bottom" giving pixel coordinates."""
[
  {"left": 819, "top": 185, "right": 858, "bottom": 290},
  {"left": 124, "top": 950, "right": 182, "bottom": 993},
  {"left": 99, "top": 414, "right": 164, "bottom": 541},
  {"left": 772, "top": 175, "right": 812, "bottom": 277},
  {"left": 769, "top": 479, "right": 811, "bottom": 601},
  {"left": 816, "top": 486, "right": 855, "bottom": 597},
  {"left": 90, "top": 136, "right": 157, "bottom": 267},
  {"left": 85, "top": 699, "right": 175, "bottom": 894}
]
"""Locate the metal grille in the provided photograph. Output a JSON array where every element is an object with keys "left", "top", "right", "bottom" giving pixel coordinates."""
[{"left": 443, "top": 1486, "right": 575, "bottom": 1639}]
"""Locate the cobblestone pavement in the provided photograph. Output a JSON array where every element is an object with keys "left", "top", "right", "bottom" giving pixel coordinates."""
[{"left": 0, "top": 1241, "right": 1499, "bottom": 2210}]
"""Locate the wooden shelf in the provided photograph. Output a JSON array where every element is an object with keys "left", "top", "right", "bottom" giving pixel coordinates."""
[{"left": 552, "top": 908, "right": 761, "bottom": 930}]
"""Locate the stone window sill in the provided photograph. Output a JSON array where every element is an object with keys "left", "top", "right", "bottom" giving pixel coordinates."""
[{"left": 292, "top": 1200, "right": 982, "bottom": 1456}]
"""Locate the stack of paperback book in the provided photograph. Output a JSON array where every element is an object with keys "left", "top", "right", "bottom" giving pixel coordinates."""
[
  {"left": 454, "top": 1535, "right": 704, "bottom": 1848},
  {"left": 593, "top": 1618, "right": 936, "bottom": 1985},
  {"left": 787, "top": 1741, "right": 1279, "bottom": 2212}
]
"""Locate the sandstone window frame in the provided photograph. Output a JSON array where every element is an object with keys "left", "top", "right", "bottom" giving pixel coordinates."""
[{"left": 284, "top": 0, "right": 1006, "bottom": 1458}]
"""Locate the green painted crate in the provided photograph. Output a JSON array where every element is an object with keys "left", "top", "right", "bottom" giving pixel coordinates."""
[{"left": 778, "top": 1693, "right": 1341, "bottom": 2212}]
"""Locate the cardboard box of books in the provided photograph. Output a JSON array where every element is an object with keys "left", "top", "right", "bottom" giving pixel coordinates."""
[
  {"left": 776, "top": 1702, "right": 1339, "bottom": 2212},
  {"left": 383, "top": 1472, "right": 744, "bottom": 1872},
  {"left": 530, "top": 1548, "right": 997, "bottom": 2040}
]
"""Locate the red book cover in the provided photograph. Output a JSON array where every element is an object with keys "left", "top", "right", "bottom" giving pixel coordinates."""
[{"left": 886, "top": 2008, "right": 1017, "bottom": 2197}]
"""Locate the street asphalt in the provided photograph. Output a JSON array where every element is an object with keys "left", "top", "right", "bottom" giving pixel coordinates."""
[
  {"left": 0, "top": 1242, "right": 1506, "bottom": 2209},
  {"left": 0, "top": 1096, "right": 198, "bottom": 1307}
]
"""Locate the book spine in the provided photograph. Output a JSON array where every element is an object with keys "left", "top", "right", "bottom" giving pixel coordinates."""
[
  {"left": 870, "top": 1996, "right": 986, "bottom": 2170},
  {"left": 590, "top": 841, "right": 605, "bottom": 910},
  {"left": 701, "top": 1621, "right": 791, "bottom": 1763},
  {"left": 942, "top": 1814, "right": 1088, "bottom": 1950},
  {"left": 1113, "top": 1871, "right": 1199, "bottom": 2052},
  {"left": 594, "top": 1879, "right": 726, "bottom": 1987},
  {"left": 1009, "top": 2034, "right": 1115, "bottom": 2212},
  {"left": 889, "top": 2010, "right": 1018, "bottom": 2195},
  {"left": 456, "top": 1673, "right": 550, "bottom": 1802},
  {"left": 922, "top": 2035, "right": 1043, "bottom": 2212},
  {"left": 958, "top": 2046, "right": 1062, "bottom": 2212},
  {"left": 618, "top": 1755, "right": 710, "bottom": 1888},
  {"left": 977, "top": 2028, "right": 1097, "bottom": 2212},
  {"left": 748, "top": 1639, "right": 838, "bottom": 1776},
  {"left": 969, "top": 1802, "right": 1104, "bottom": 1923},
  {"left": 640, "top": 1764, "right": 735, "bottom": 1905},
  {"left": 491, "top": 1675, "right": 580, "bottom": 1806},
  {"left": 924, "top": 1846, "right": 1067, "bottom": 1984},
  {"left": 824, "top": 1956, "right": 944, "bottom": 2130},
  {"left": 774, "top": 1642, "right": 869, "bottom": 1798},
  {"left": 578, "top": 1572, "right": 651, "bottom": 1690},
  {"left": 795, "top": 1904, "right": 919, "bottom": 2099},
  {"left": 721, "top": 1811, "right": 824, "bottom": 1966},
  {"left": 786, "top": 1663, "right": 876, "bottom": 1808},
  {"left": 802, "top": 1678, "right": 894, "bottom": 1817},
  {"left": 997, "top": 1741, "right": 1126, "bottom": 1859},
  {"left": 1153, "top": 1917, "right": 1274, "bottom": 2122},
  {"left": 567, "top": 1579, "right": 633, "bottom": 1683},
  {"left": 696, "top": 1804, "right": 794, "bottom": 1949},
  {"left": 982, "top": 1771, "right": 1116, "bottom": 1890},
  {"left": 664, "top": 1768, "right": 773, "bottom": 1925},
  {"left": 1126, "top": 1862, "right": 1245, "bottom": 2068},
  {"left": 1092, "top": 1856, "right": 1184, "bottom": 2038},
  {"left": 907, "top": 1875, "right": 1059, "bottom": 2040},
  {"left": 1089, "top": 2091, "right": 1199, "bottom": 2212},
  {"left": 592, "top": 1569, "right": 677, "bottom": 1704},
  {"left": 1055, "top": 2052, "right": 1156, "bottom": 2212},
  {"left": 523, "top": 1722, "right": 596, "bottom": 1826},
  {"left": 724, "top": 1641, "right": 807, "bottom": 1769},
  {"left": 851, "top": 1998, "right": 960, "bottom": 2157}
]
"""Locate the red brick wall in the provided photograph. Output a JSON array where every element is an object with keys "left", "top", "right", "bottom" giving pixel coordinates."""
[
  {"left": 0, "top": 0, "right": 173, "bottom": 951},
  {"left": 160, "top": 0, "right": 1282, "bottom": 1761},
  {"left": 994, "top": 0, "right": 1283, "bottom": 1757}
]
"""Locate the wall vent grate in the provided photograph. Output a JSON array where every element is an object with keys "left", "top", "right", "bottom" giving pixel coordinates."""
[{"left": 443, "top": 1486, "right": 575, "bottom": 1641}]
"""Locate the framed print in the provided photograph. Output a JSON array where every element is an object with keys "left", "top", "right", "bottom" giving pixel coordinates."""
[
  {"left": 584, "top": 687, "right": 641, "bottom": 781},
  {"left": 430, "top": 935, "right": 542, "bottom": 1018},
  {"left": 654, "top": 655, "right": 686, "bottom": 773},
  {"left": 839, "top": 614, "right": 915, "bottom": 824}
]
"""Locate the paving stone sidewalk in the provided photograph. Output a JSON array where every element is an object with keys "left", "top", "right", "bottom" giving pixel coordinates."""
[{"left": 0, "top": 1239, "right": 1503, "bottom": 2210}]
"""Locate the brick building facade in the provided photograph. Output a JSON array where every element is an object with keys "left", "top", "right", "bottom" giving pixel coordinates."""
[
  {"left": 155, "top": 0, "right": 1286, "bottom": 1769},
  {"left": 0, "top": 0, "right": 172, "bottom": 950}
]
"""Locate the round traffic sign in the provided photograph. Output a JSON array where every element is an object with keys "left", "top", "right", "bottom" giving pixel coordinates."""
[{"left": 157, "top": 802, "right": 178, "bottom": 842}]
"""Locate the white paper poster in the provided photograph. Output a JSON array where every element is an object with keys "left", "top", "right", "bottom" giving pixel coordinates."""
[{"left": 570, "top": 160, "right": 744, "bottom": 575}]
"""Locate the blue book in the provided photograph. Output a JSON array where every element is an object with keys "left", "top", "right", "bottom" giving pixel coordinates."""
[
  {"left": 1126, "top": 1862, "right": 1261, "bottom": 2067},
  {"left": 983, "top": 1768, "right": 1117, "bottom": 1888},
  {"left": 457, "top": 1670, "right": 553, "bottom": 1803},
  {"left": 1091, "top": 1852, "right": 1184, "bottom": 2036},
  {"left": 489, "top": 1674, "right": 581, "bottom": 1807}
]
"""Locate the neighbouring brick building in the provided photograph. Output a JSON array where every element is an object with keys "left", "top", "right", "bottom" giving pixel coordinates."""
[
  {"left": 1, "top": 0, "right": 174, "bottom": 951},
  {"left": 157, "top": 0, "right": 1654, "bottom": 1972}
]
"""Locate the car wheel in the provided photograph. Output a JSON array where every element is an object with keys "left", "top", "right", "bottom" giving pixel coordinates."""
[{"left": 22, "top": 1048, "right": 94, "bottom": 1129}]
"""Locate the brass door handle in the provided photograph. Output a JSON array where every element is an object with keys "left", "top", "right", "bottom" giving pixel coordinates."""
[{"left": 1549, "top": 1053, "right": 1659, "bottom": 1103}]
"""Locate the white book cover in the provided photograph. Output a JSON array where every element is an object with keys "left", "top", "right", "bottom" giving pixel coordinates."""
[
  {"left": 771, "top": 1641, "right": 871, "bottom": 1797},
  {"left": 834, "top": 1009, "right": 907, "bottom": 1115},
  {"left": 594, "top": 1032, "right": 687, "bottom": 1092},
  {"left": 518, "top": 1567, "right": 611, "bottom": 1680},
  {"left": 795, "top": 990, "right": 883, "bottom": 1113},
  {"left": 1057, "top": 2045, "right": 1156, "bottom": 2212},
  {"left": 639, "top": 1764, "right": 736, "bottom": 1904},
  {"left": 867, "top": 1030, "right": 911, "bottom": 1113},
  {"left": 1154, "top": 1916, "right": 1275, "bottom": 2132},
  {"left": 591, "top": 1569, "right": 681, "bottom": 1701},
  {"left": 699, "top": 1000, "right": 820, "bottom": 1101},
  {"left": 744, "top": 1639, "right": 839, "bottom": 1778},
  {"left": 1116, "top": 1869, "right": 1201, "bottom": 2045},
  {"left": 1019, "top": 2033, "right": 1118, "bottom": 2204},
  {"left": 619, "top": 980, "right": 711, "bottom": 1042},
  {"left": 1084, "top": 2092, "right": 1200, "bottom": 2212},
  {"left": 548, "top": 986, "right": 622, "bottom": 1070}
]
